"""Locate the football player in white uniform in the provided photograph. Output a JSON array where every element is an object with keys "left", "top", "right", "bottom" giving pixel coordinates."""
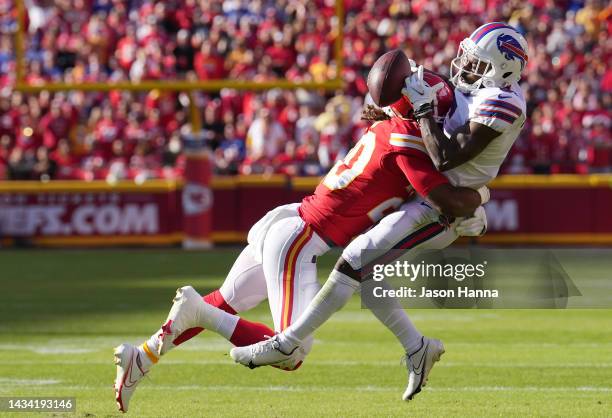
[
  {"left": 231, "top": 22, "right": 528, "bottom": 401},
  {"left": 112, "top": 75, "right": 489, "bottom": 412}
]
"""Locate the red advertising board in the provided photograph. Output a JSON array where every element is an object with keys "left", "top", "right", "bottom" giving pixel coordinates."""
[
  {"left": 0, "top": 175, "right": 611, "bottom": 246},
  {"left": 182, "top": 151, "right": 213, "bottom": 248},
  {"left": 0, "top": 182, "right": 181, "bottom": 245}
]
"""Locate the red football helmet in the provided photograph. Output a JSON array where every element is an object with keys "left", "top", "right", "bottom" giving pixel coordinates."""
[{"left": 389, "top": 71, "right": 454, "bottom": 123}]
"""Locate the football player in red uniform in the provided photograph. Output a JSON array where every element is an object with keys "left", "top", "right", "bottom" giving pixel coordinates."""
[
  {"left": 113, "top": 74, "right": 489, "bottom": 413},
  {"left": 232, "top": 25, "right": 529, "bottom": 402}
]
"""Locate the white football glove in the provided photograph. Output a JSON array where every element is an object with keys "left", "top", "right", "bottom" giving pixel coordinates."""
[
  {"left": 476, "top": 186, "right": 490, "bottom": 205},
  {"left": 455, "top": 206, "right": 487, "bottom": 237},
  {"left": 408, "top": 58, "right": 418, "bottom": 73},
  {"left": 401, "top": 65, "right": 445, "bottom": 114}
]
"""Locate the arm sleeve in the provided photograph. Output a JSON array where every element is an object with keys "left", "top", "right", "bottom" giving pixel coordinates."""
[{"left": 391, "top": 152, "right": 449, "bottom": 197}]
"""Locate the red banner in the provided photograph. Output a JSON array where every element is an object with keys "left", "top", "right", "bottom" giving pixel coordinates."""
[
  {"left": 0, "top": 182, "right": 181, "bottom": 245},
  {"left": 182, "top": 151, "right": 213, "bottom": 248},
  {"left": 1, "top": 175, "right": 611, "bottom": 246}
]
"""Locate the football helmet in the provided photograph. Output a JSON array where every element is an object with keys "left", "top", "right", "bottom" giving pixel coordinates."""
[{"left": 450, "top": 22, "right": 528, "bottom": 93}]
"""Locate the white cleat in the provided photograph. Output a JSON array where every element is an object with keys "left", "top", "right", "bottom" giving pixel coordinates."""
[
  {"left": 402, "top": 336, "right": 445, "bottom": 401},
  {"left": 114, "top": 343, "right": 148, "bottom": 413},
  {"left": 230, "top": 335, "right": 298, "bottom": 368},
  {"left": 158, "top": 286, "right": 203, "bottom": 355}
]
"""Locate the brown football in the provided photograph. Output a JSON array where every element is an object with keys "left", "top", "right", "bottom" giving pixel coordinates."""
[{"left": 367, "top": 49, "right": 413, "bottom": 107}]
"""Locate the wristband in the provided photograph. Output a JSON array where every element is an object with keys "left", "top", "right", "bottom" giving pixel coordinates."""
[{"left": 413, "top": 102, "right": 434, "bottom": 119}]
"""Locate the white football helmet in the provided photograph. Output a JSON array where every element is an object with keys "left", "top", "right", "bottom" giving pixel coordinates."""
[{"left": 450, "top": 22, "right": 528, "bottom": 93}]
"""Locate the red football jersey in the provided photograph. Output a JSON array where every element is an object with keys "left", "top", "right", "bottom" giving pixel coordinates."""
[{"left": 299, "top": 117, "right": 449, "bottom": 247}]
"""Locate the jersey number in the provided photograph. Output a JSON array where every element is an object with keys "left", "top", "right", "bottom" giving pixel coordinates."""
[
  {"left": 323, "top": 131, "right": 376, "bottom": 190},
  {"left": 367, "top": 197, "right": 403, "bottom": 222}
]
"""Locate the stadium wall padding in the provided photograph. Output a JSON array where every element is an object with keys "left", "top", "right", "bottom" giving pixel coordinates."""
[{"left": 0, "top": 175, "right": 611, "bottom": 246}]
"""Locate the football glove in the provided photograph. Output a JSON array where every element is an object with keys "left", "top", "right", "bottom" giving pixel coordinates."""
[
  {"left": 455, "top": 206, "right": 487, "bottom": 237},
  {"left": 401, "top": 65, "right": 445, "bottom": 118},
  {"left": 476, "top": 186, "right": 490, "bottom": 205}
]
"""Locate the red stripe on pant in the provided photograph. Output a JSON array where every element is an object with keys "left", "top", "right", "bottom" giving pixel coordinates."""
[
  {"left": 398, "top": 222, "right": 445, "bottom": 250},
  {"left": 280, "top": 225, "right": 313, "bottom": 330}
]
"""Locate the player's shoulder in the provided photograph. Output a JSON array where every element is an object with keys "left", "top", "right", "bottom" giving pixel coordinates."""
[
  {"left": 475, "top": 84, "right": 526, "bottom": 112},
  {"left": 372, "top": 117, "right": 427, "bottom": 155},
  {"left": 472, "top": 84, "right": 526, "bottom": 128}
]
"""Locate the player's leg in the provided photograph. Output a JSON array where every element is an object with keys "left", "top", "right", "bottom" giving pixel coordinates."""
[
  {"left": 144, "top": 244, "right": 271, "bottom": 361},
  {"left": 114, "top": 204, "right": 303, "bottom": 412},
  {"left": 230, "top": 215, "right": 330, "bottom": 369},
  {"left": 137, "top": 203, "right": 304, "bottom": 365},
  {"left": 279, "top": 199, "right": 451, "bottom": 352},
  {"left": 231, "top": 199, "right": 455, "bottom": 384},
  {"left": 262, "top": 216, "right": 329, "bottom": 368},
  {"left": 280, "top": 201, "right": 454, "bottom": 400},
  {"left": 114, "top": 244, "right": 271, "bottom": 412},
  {"left": 261, "top": 216, "right": 330, "bottom": 332}
]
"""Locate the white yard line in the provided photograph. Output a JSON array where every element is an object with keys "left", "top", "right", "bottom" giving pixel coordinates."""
[
  {"left": 2, "top": 340, "right": 612, "bottom": 354},
  {"left": 1, "top": 359, "right": 612, "bottom": 368},
  {"left": 0, "top": 382, "right": 609, "bottom": 394},
  {"left": 0, "top": 378, "right": 61, "bottom": 385},
  {"left": 0, "top": 344, "right": 96, "bottom": 354}
]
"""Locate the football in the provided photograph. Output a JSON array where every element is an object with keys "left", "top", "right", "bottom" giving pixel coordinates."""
[{"left": 367, "top": 49, "right": 413, "bottom": 107}]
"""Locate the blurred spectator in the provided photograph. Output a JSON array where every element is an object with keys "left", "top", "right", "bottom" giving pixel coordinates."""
[
  {"left": 8, "top": 147, "right": 35, "bottom": 180},
  {"left": 214, "top": 124, "right": 245, "bottom": 175},
  {"left": 245, "top": 108, "right": 286, "bottom": 160},
  {"left": 194, "top": 41, "right": 226, "bottom": 80},
  {"left": 106, "top": 139, "right": 129, "bottom": 182},
  {"left": 32, "top": 146, "right": 57, "bottom": 180},
  {"left": 0, "top": 0, "right": 609, "bottom": 180}
]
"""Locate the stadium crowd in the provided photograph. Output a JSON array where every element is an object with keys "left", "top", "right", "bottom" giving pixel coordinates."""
[{"left": 0, "top": 0, "right": 610, "bottom": 180}]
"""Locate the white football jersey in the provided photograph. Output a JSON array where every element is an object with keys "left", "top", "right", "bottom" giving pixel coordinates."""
[{"left": 442, "top": 82, "right": 526, "bottom": 188}]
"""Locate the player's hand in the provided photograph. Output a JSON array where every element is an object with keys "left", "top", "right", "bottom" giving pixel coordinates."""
[
  {"left": 401, "top": 65, "right": 445, "bottom": 115},
  {"left": 455, "top": 206, "right": 487, "bottom": 237},
  {"left": 476, "top": 186, "right": 490, "bottom": 205}
]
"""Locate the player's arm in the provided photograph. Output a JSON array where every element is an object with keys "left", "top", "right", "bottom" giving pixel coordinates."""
[
  {"left": 402, "top": 65, "right": 502, "bottom": 171},
  {"left": 417, "top": 118, "right": 500, "bottom": 171},
  {"left": 391, "top": 153, "right": 486, "bottom": 217}
]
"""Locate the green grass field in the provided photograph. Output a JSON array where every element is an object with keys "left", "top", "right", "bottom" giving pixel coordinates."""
[{"left": 1, "top": 249, "right": 611, "bottom": 417}]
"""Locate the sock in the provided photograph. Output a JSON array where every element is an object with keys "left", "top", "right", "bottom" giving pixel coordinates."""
[
  {"left": 140, "top": 290, "right": 237, "bottom": 363},
  {"left": 280, "top": 269, "right": 360, "bottom": 351},
  {"left": 195, "top": 300, "right": 240, "bottom": 340},
  {"left": 171, "top": 290, "right": 237, "bottom": 345},
  {"left": 195, "top": 296, "right": 278, "bottom": 346},
  {"left": 137, "top": 342, "right": 157, "bottom": 371},
  {"left": 366, "top": 300, "right": 423, "bottom": 354},
  {"left": 229, "top": 318, "right": 275, "bottom": 347}
]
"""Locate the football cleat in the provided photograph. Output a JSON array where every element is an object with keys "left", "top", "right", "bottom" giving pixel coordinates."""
[
  {"left": 114, "top": 343, "right": 148, "bottom": 413},
  {"left": 230, "top": 335, "right": 298, "bottom": 368},
  {"left": 158, "top": 286, "right": 203, "bottom": 355},
  {"left": 402, "top": 336, "right": 445, "bottom": 401}
]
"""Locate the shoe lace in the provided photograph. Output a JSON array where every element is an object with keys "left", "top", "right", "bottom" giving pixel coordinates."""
[{"left": 251, "top": 336, "right": 280, "bottom": 356}]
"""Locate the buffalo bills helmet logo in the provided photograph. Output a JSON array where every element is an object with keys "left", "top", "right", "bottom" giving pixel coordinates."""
[{"left": 496, "top": 34, "right": 527, "bottom": 69}]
